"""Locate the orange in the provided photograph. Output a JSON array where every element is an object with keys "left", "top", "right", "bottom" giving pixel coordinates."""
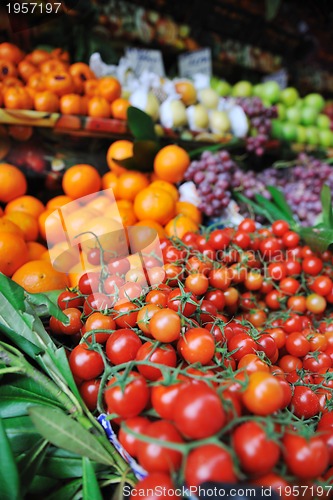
[
  {"left": 153, "top": 145, "right": 190, "bottom": 184},
  {"left": 12, "top": 259, "right": 68, "bottom": 293},
  {"left": 101, "top": 171, "right": 119, "bottom": 199},
  {"left": 97, "top": 77, "right": 121, "bottom": 103},
  {"left": 0, "top": 232, "right": 28, "bottom": 276},
  {"left": 87, "top": 96, "right": 111, "bottom": 118},
  {"left": 118, "top": 204, "right": 137, "bottom": 227},
  {"left": 69, "top": 63, "right": 96, "bottom": 94},
  {"left": 0, "top": 43, "right": 24, "bottom": 64},
  {"left": 46, "top": 195, "right": 74, "bottom": 211},
  {"left": 110, "top": 98, "right": 130, "bottom": 120},
  {"left": 8, "top": 126, "right": 33, "bottom": 142},
  {"left": 68, "top": 262, "right": 86, "bottom": 289},
  {"left": 62, "top": 164, "right": 101, "bottom": 199},
  {"left": 0, "top": 218, "right": 24, "bottom": 237},
  {"left": 27, "top": 73, "right": 47, "bottom": 92},
  {"left": 5, "top": 195, "right": 45, "bottom": 218},
  {"left": 86, "top": 195, "right": 111, "bottom": 213},
  {"left": 45, "top": 71, "right": 74, "bottom": 97},
  {"left": 3, "top": 87, "right": 33, "bottom": 110},
  {"left": 48, "top": 241, "right": 80, "bottom": 273},
  {"left": 117, "top": 171, "right": 150, "bottom": 201},
  {"left": 174, "top": 80, "right": 197, "bottom": 106},
  {"left": 134, "top": 187, "right": 176, "bottom": 225},
  {"left": 18, "top": 60, "right": 38, "bottom": 82},
  {"left": 165, "top": 214, "right": 199, "bottom": 239},
  {"left": 34, "top": 91, "right": 59, "bottom": 112},
  {"left": 78, "top": 216, "right": 124, "bottom": 252},
  {"left": 134, "top": 219, "right": 166, "bottom": 239},
  {"left": 149, "top": 180, "right": 179, "bottom": 201},
  {"left": 176, "top": 201, "right": 202, "bottom": 225},
  {"left": 27, "top": 241, "right": 47, "bottom": 260},
  {"left": 0, "top": 60, "right": 18, "bottom": 80},
  {"left": 0, "top": 163, "right": 27, "bottom": 203},
  {"left": 84, "top": 79, "right": 99, "bottom": 97},
  {"left": 4, "top": 211, "right": 39, "bottom": 241},
  {"left": 106, "top": 140, "right": 133, "bottom": 175},
  {"left": 38, "top": 209, "right": 65, "bottom": 243},
  {"left": 60, "top": 94, "right": 85, "bottom": 115}
]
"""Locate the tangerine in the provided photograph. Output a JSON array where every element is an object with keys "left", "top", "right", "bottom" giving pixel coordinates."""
[
  {"left": 4, "top": 211, "right": 39, "bottom": 241},
  {"left": 87, "top": 96, "right": 111, "bottom": 118},
  {"left": 0, "top": 43, "right": 24, "bottom": 64},
  {"left": 26, "top": 49, "right": 50, "bottom": 66},
  {"left": 106, "top": 140, "right": 133, "bottom": 175},
  {"left": 3, "top": 87, "right": 33, "bottom": 110},
  {"left": 153, "top": 145, "right": 190, "bottom": 183},
  {"left": 134, "top": 187, "right": 176, "bottom": 225},
  {"left": 40, "top": 59, "right": 68, "bottom": 75},
  {"left": 101, "top": 171, "right": 119, "bottom": 199},
  {"left": 164, "top": 214, "right": 199, "bottom": 239},
  {"left": 62, "top": 164, "right": 101, "bottom": 199},
  {"left": 27, "top": 241, "right": 47, "bottom": 260},
  {"left": 110, "top": 98, "right": 130, "bottom": 120},
  {"left": 134, "top": 219, "right": 166, "bottom": 239},
  {"left": 149, "top": 180, "right": 179, "bottom": 201},
  {"left": 0, "top": 232, "right": 28, "bottom": 276},
  {"left": 97, "top": 77, "right": 121, "bottom": 103},
  {"left": 34, "top": 91, "right": 60, "bottom": 112},
  {"left": 0, "top": 59, "right": 18, "bottom": 80},
  {"left": 60, "top": 94, "right": 84, "bottom": 115},
  {"left": 46, "top": 195, "right": 75, "bottom": 211},
  {"left": 12, "top": 259, "right": 68, "bottom": 293},
  {"left": 5, "top": 195, "right": 45, "bottom": 218},
  {"left": 27, "top": 73, "right": 47, "bottom": 92},
  {"left": 69, "top": 63, "right": 96, "bottom": 94},
  {"left": 117, "top": 171, "right": 150, "bottom": 201},
  {"left": 176, "top": 201, "right": 202, "bottom": 225},
  {"left": 0, "top": 163, "right": 27, "bottom": 203},
  {"left": 18, "top": 60, "right": 38, "bottom": 82},
  {"left": 45, "top": 71, "right": 74, "bottom": 97},
  {"left": 0, "top": 218, "right": 24, "bottom": 237}
]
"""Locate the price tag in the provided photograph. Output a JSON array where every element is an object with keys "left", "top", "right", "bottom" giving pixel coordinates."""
[
  {"left": 262, "top": 69, "right": 288, "bottom": 89},
  {"left": 125, "top": 47, "right": 165, "bottom": 76},
  {"left": 178, "top": 48, "right": 212, "bottom": 79}
]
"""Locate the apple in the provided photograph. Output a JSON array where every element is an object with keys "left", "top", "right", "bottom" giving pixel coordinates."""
[
  {"left": 198, "top": 88, "right": 219, "bottom": 109},
  {"left": 304, "top": 93, "right": 325, "bottom": 112},
  {"left": 301, "top": 106, "right": 318, "bottom": 126},
  {"left": 296, "top": 125, "right": 307, "bottom": 144},
  {"left": 286, "top": 107, "right": 302, "bottom": 124},
  {"left": 280, "top": 87, "right": 299, "bottom": 107},
  {"left": 232, "top": 81, "right": 253, "bottom": 98},
  {"left": 261, "top": 81, "right": 281, "bottom": 104},
  {"left": 282, "top": 122, "right": 297, "bottom": 142},
  {"left": 305, "top": 126, "right": 320, "bottom": 145},
  {"left": 271, "top": 120, "right": 283, "bottom": 139},
  {"left": 277, "top": 103, "right": 287, "bottom": 120},
  {"left": 319, "top": 129, "right": 333, "bottom": 147},
  {"left": 253, "top": 84, "right": 264, "bottom": 98},
  {"left": 211, "top": 78, "right": 231, "bottom": 97},
  {"left": 209, "top": 110, "right": 231, "bottom": 134},
  {"left": 317, "top": 114, "right": 331, "bottom": 130}
]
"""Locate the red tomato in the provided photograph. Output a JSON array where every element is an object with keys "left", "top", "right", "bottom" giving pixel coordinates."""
[
  {"left": 242, "top": 372, "right": 284, "bottom": 415},
  {"left": 173, "top": 382, "right": 226, "bottom": 439},
  {"left": 302, "top": 256, "right": 323, "bottom": 275},
  {"left": 84, "top": 311, "right": 115, "bottom": 343},
  {"left": 184, "top": 444, "right": 237, "bottom": 488},
  {"left": 136, "top": 342, "right": 177, "bottom": 381},
  {"left": 177, "top": 327, "right": 215, "bottom": 365},
  {"left": 232, "top": 421, "right": 280, "bottom": 475},
  {"left": 151, "top": 380, "right": 186, "bottom": 420},
  {"left": 136, "top": 420, "right": 184, "bottom": 473},
  {"left": 69, "top": 344, "right": 104, "bottom": 380},
  {"left": 283, "top": 432, "right": 329, "bottom": 479},
  {"left": 130, "top": 473, "right": 177, "bottom": 500},
  {"left": 105, "top": 328, "right": 142, "bottom": 365},
  {"left": 208, "top": 229, "right": 231, "bottom": 250},
  {"left": 118, "top": 416, "right": 150, "bottom": 457},
  {"left": 78, "top": 272, "right": 100, "bottom": 295},
  {"left": 149, "top": 308, "right": 181, "bottom": 342},
  {"left": 227, "top": 332, "right": 257, "bottom": 362},
  {"left": 104, "top": 371, "right": 149, "bottom": 418},
  {"left": 56, "top": 307, "right": 83, "bottom": 335},
  {"left": 290, "top": 386, "right": 320, "bottom": 419},
  {"left": 79, "top": 379, "right": 100, "bottom": 411},
  {"left": 57, "top": 290, "right": 84, "bottom": 310},
  {"left": 113, "top": 301, "right": 139, "bottom": 328}
]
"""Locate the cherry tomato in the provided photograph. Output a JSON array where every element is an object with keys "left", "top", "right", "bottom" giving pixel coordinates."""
[
  {"left": 105, "top": 371, "right": 149, "bottom": 418},
  {"left": 79, "top": 379, "right": 100, "bottom": 411},
  {"left": 238, "top": 218, "right": 256, "bottom": 233},
  {"left": 285, "top": 332, "right": 310, "bottom": 357},
  {"left": 209, "top": 267, "right": 232, "bottom": 290},
  {"left": 232, "top": 421, "right": 280, "bottom": 475},
  {"left": 136, "top": 420, "right": 184, "bottom": 473},
  {"left": 130, "top": 473, "right": 177, "bottom": 499},
  {"left": 113, "top": 301, "right": 139, "bottom": 328},
  {"left": 208, "top": 229, "right": 231, "bottom": 250},
  {"left": 302, "top": 256, "right": 323, "bottom": 276},
  {"left": 105, "top": 328, "right": 142, "bottom": 365},
  {"left": 84, "top": 311, "right": 115, "bottom": 343},
  {"left": 178, "top": 327, "right": 215, "bottom": 365},
  {"left": 151, "top": 379, "right": 186, "bottom": 420},
  {"left": 185, "top": 444, "right": 236, "bottom": 488},
  {"left": 173, "top": 382, "right": 226, "bottom": 439},
  {"left": 57, "top": 290, "right": 84, "bottom": 310},
  {"left": 136, "top": 342, "right": 177, "bottom": 381},
  {"left": 54, "top": 307, "right": 83, "bottom": 336},
  {"left": 78, "top": 272, "right": 100, "bottom": 295},
  {"left": 83, "top": 293, "right": 113, "bottom": 316},
  {"left": 118, "top": 416, "right": 150, "bottom": 457},
  {"left": 227, "top": 333, "right": 257, "bottom": 362},
  {"left": 185, "top": 273, "right": 209, "bottom": 295},
  {"left": 290, "top": 385, "right": 320, "bottom": 419},
  {"left": 204, "top": 289, "right": 226, "bottom": 310},
  {"left": 283, "top": 432, "right": 329, "bottom": 479},
  {"left": 242, "top": 372, "right": 284, "bottom": 415},
  {"left": 69, "top": 344, "right": 104, "bottom": 380},
  {"left": 272, "top": 220, "right": 290, "bottom": 237},
  {"left": 149, "top": 308, "right": 181, "bottom": 343},
  {"left": 282, "top": 231, "right": 300, "bottom": 248},
  {"left": 306, "top": 293, "right": 327, "bottom": 314}
]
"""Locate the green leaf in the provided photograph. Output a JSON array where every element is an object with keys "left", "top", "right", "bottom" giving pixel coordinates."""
[
  {"left": 26, "top": 291, "right": 69, "bottom": 323},
  {"left": 113, "top": 156, "right": 138, "bottom": 170},
  {"left": 3, "top": 416, "right": 41, "bottom": 455},
  {"left": 298, "top": 227, "right": 333, "bottom": 253},
  {"left": 29, "top": 407, "right": 115, "bottom": 466},
  {"left": 82, "top": 457, "right": 103, "bottom": 500},
  {"left": 0, "top": 417, "right": 20, "bottom": 500},
  {"left": 234, "top": 192, "right": 275, "bottom": 223},
  {"left": 265, "top": 0, "right": 281, "bottom": 20},
  {"left": 267, "top": 186, "right": 296, "bottom": 223},
  {"left": 255, "top": 194, "right": 290, "bottom": 222},
  {"left": 45, "top": 479, "right": 82, "bottom": 500},
  {"left": 320, "top": 184, "right": 333, "bottom": 228},
  {"left": 28, "top": 475, "right": 59, "bottom": 496},
  {"left": 189, "top": 137, "right": 241, "bottom": 158},
  {"left": 127, "top": 106, "right": 157, "bottom": 141},
  {"left": 40, "top": 448, "right": 108, "bottom": 479},
  {"left": 132, "top": 140, "right": 160, "bottom": 172},
  {"left": 18, "top": 439, "right": 49, "bottom": 495},
  {"left": 0, "top": 273, "right": 25, "bottom": 310},
  {"left": 0, "top": 381, "right": 61, "bottom": 418},
  {"left": 0, "top": 322, "right": 43, "bottom": 359}
]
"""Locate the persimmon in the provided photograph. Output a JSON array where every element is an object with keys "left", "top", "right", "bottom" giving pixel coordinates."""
[
  {"left": 0, "top": 43, "right": 24, "bottom": 64},
  {"left": 27, "top": 72, "right": 47, "bottom": 92},
  {"left": 69, "top": 63, "right": 96, "bottom": 94},
  {"left": 87, "top": 96, "right": 111, "bottom": 118},
  {"left": 2, "top": 77, "right": 24, "bottom": 88},
  {"left": 3, "top": 87, "right": 33, "bottom": 110},
  {"left": 97, "top": 76, "right": 121, "bottom": 103},
  {"left": 26, "top": 49, "right": 50, "bottom": 66},
  {"left": 0, "top": 60, "right": 18, "bottom": 80},
  {"left": 40, "top": 59, "right": 68, "bottom": 75},
  {"left": 84, "top": 79, "right": 99, "bottom": 97},
  {"left": 34, "top": 91, "right": 60, "bottom": 112},
  {"left": 18, "top": 60, "right": 38, "bottom": 82},
  {"left": 60, "top": 94, "right": 84, "bottom": 115},
  {"left": 45, "top": 72, "right": 74, "bottom": 97}
]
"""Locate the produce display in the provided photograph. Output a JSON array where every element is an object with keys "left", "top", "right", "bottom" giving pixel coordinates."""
[{"left": 2, "top": 27, "right": 333, "bottom": 500}]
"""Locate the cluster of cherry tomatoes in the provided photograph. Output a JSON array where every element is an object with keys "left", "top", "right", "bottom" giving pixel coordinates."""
[{"left": 48, "top": 218, "right": 333, "bottom": 499}]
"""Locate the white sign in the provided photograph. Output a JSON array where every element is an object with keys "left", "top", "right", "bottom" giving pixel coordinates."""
[
  {"left": 178, "top": 48, "right": 212, "bottom": 79},
  {"left": 125, "top": 48, "right": 165, "bottom": 77},
  {"left": 262, "top": 69, "right": 288, "bottom": 89}
]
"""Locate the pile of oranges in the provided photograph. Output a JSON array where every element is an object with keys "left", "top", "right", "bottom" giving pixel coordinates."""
[
  {"left": 0, "top": 42, "right": 129, "bottom": 119},
  {"left": 0, "top": 139, "right": 199, "bottom": 293}
]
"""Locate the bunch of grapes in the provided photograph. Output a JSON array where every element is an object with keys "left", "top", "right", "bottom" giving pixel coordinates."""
[
  {"left": 184, "top": 150, "right": 236, "bottom": 217},
  {"left": 234, "top": 97, "right": 277, "bottom": 156}
]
